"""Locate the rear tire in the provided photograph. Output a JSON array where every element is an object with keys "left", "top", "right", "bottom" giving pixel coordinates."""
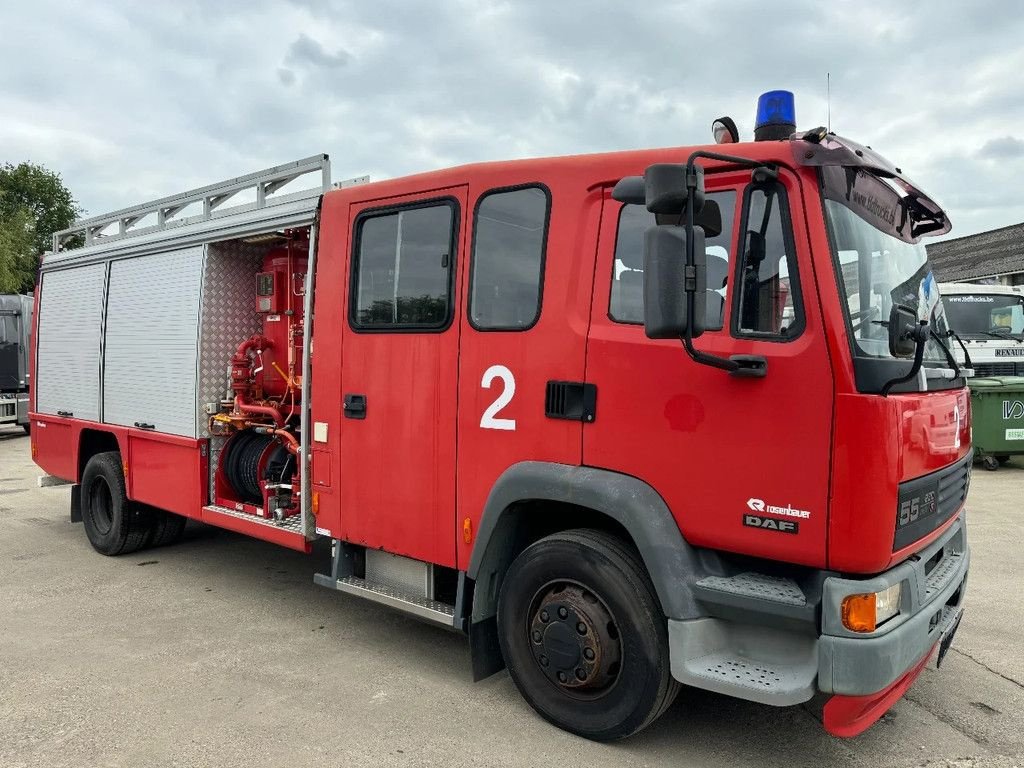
[
  {"left": 497, "top": 529, "right": 679, "bottom": 741},
  {"left": 22, "top": 422, "right": 30, "bottom": 435},
  {"left": 145, "top": 508, "right": 187, "bottom": 548},
  {"left": 80, "top": 452, "right": 151, "bottom": 556}
]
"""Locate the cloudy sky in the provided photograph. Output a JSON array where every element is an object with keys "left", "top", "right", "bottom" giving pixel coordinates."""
[{"left": 2, "top": 0, "right": 1022, "bottom": 240}]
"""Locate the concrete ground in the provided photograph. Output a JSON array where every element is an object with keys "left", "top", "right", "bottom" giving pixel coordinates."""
[{"left": 1, "top": 427, "right": 1022, "bottom": 768}]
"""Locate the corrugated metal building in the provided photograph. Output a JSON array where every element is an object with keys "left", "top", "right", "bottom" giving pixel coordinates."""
[{"left": 926, "top": 222, "right": 1024, "bottom": 285}]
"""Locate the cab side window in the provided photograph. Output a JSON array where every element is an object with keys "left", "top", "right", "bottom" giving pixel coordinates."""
[
  {"left": 733, "top": 184, "right": 802, "bottom": 338},
  {"left": 469, "top": 186, "right": 549, "bottom": 330},
  {"left": 350, "top": 201, "right": 457, "bottom": 330},
  {"left": 609, "top": 190, "right": 736, "bottom": 329}
]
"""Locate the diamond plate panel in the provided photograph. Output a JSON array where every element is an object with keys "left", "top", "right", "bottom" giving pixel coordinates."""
[{"left": 197, "top": 242, "right": 266, "bottom": 440}]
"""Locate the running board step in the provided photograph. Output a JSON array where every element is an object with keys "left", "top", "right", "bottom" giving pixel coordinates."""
[
  {"left": 694, "top": 572, "right": 816, "bottom": 625},
  {"left": 696, "top": 573, "right": 806, "bottom": 606},
  {"left": 201, "top": 504, "right": 311, "bottom": 553},
  {"left": 669, "top": 618, "right": 817, "bottom": 706},
  {"left": 313, "top": 573, "right": 456, "bottom": 628},
  {"left": 676, "top": 651, "right": 817, "bottom": 706}
]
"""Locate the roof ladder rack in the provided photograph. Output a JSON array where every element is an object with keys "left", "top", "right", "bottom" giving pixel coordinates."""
[{"left": 53, "top": 154, "right": 332, "bottom": 252}]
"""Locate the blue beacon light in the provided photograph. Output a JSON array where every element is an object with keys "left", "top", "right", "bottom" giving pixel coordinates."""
[{"left": 754, "top": 90, "right": 796, "bottom": 142}]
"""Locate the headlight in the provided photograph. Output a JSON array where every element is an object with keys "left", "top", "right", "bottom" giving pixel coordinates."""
[{"left": 841, "top": 583, "right": 903, "bottom": 632}]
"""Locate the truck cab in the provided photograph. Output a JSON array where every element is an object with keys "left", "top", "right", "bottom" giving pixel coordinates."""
[
  {"left": 30, "top": 94, "right": 969, "bottom": 743},
  {"left": 940, "top": 281, "right": 1024, "bottom": 374}
]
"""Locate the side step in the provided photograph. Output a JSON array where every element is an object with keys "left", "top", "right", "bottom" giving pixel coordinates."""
[
  {"left": 200, "top": 504, "right": 311, "bottom": 553},
  {"left": 694, "top": 572, "right": 817, "bottom": 625},
  {"left": 313, "top": 573, "right": 457, "bottom": 629},
  {"left": 669, "top": 617, "right": 818, "bottom": 706}
]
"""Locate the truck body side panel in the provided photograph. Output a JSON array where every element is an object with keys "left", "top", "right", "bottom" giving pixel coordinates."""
[{"left": 127, "top": 431, "right": 207, "bottom": 518}]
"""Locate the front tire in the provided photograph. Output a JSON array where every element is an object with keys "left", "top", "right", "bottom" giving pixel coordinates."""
[
  {"left": 497, "top": 529, "right": 679, "bottom": 741},
  {"left": 80, "top": 451, "right": 151, "bottom": 555}
]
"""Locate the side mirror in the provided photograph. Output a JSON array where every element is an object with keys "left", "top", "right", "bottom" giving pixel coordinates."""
[
  {"left": 889, "top": 304, "right": 926, "bottom": 358},
  {"left": 643, "top": 225, "right": 707, "bottom": 339}
]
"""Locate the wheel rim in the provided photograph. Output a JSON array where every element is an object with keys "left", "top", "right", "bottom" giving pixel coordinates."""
[
  {"left": 88, "top": 477, "right": 114, "bottom": 536},
  {"left": 527, "top": 580, "right": 622, "bottom": 700}
]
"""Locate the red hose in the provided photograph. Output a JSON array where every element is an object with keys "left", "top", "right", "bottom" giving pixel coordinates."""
[{"left": 270, "top": 428, "right": 300, "bottom": 456}]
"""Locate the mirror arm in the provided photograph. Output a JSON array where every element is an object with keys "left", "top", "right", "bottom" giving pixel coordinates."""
[
  {"left": 679, "top": 153, "right": 769, "bottom": 378},
  {"left": 881, "top": 321, "right": 928, "bottom": 396}
]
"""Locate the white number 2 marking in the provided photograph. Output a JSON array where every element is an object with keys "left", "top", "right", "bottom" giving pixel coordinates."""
[{"left": 480, "top": 365, "right": 516, "bottom": 431}]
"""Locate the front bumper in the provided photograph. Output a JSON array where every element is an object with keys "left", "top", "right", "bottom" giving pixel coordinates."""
[
  {"left": 0, "top": 392, "right": 29, "bottom": 425},
  {"left": 818, "top": 513, "right": 968, "bottom": 696},
  {"left": 667, "top": 512, "right": 969, "bottom": 734}
]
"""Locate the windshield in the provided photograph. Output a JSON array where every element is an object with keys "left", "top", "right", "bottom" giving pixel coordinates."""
[
  {"left": 943, "top": 293, "right": 1024, "bottom": 339},
  {"left": 0, "top": 312, "right": 19, "bottom": 344},
  {"left": 822, "top": 165, "right": 950, "bottom": 361}
]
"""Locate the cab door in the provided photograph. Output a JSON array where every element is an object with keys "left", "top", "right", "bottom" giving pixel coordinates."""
[
  {"left": 584, "top": 168, "right": 834, "bottom": 566},
  {"left": 339, "top": 187, "right": 466, "bottom": 567},
  {"left": 455, "top": 183, "right": 600, "bottom": 568}
]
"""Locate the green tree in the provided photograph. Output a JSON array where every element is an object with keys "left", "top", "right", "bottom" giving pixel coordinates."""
[
  {"left": 0, "top": 162, "right": 83, "bottom": 293},
  {"left": 0, "top": 207, "right": 35, "bottom": 292}
]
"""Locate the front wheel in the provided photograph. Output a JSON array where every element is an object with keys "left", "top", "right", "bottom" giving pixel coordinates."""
[{"left": 497, "top": 529, "right": 679, "bottom": 741}]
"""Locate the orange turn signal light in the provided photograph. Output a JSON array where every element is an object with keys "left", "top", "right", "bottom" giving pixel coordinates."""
[
  {"left": 841, "top": 594, "right": 877, "bottom": 633},
  {"left": 463, "top": 517, "right": 473, "bottom": 545}
]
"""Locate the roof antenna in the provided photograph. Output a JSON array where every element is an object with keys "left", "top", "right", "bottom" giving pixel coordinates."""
[{"left": 827, "top": 72, "right": 831, "bottom": 133}]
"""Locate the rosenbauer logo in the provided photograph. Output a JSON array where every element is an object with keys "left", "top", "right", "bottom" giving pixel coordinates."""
[{"left": 746, "top": 498, "right": 811, "bottom": 519}]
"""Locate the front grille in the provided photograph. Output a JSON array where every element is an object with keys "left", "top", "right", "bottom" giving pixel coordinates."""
[
  {"left": 894, "top": 451, "right": 972, "bottom": 551},
  {"left": 974, "top": 362, "right": 1023, "bottom": 377}
]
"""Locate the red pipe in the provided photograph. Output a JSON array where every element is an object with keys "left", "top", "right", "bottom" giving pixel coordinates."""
[
  {"left": 230, "top": 333, "right": 286, "bottom": 427},
  {"left": 234, "top": 395, "right": 284, "bottom": 428}
]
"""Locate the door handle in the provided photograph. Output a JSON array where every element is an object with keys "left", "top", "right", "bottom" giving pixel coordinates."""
[
  {"left": 343, "top": 394, "right": 367, "bottom": 419},
  {"left": 728, "top": 355, "right": 768, "bottom": 378},
  {"left": 134, "top": 422, "right": 155, "bottom": 430}
]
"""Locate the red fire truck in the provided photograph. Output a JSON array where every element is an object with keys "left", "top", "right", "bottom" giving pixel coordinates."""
[{"left": 30, "top": 92, "right": 970, "bottom": 741}]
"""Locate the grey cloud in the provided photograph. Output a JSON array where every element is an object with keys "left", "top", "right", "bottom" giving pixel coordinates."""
[
  {"left": 285, "top": 33, "right": 351, "bottom": 70},
  {"left": 978, "top": 136, "right": 1024, "bottom": 160},
  {"left": 2, "top": 1, "right": 1023, "bottom": 240}
]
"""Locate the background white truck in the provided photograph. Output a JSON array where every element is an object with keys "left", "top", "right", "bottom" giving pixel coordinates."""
[
  {"left": 940, "top": 282, "right": 1024, "bottom": 375},
  {"left": 0, "top": 294, "right": 33, "bottom": 432}
]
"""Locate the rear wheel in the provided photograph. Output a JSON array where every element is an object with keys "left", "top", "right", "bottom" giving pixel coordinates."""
[
  {"left": 145, "top": 507, "right": 188, "bottom": 548},
  {"left": 497, "top": 529, "right": 679, "bottom": 741},
  {"left": 22, "top": 422, "right": 30, "bottom": 435},
  {"left": 80, "top": 452, "right": 151, "bottom": 555}
]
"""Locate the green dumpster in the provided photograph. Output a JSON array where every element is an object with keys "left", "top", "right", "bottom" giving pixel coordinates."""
[{"left": 968, "top": 376, "right": 1024, "bottom": 470}]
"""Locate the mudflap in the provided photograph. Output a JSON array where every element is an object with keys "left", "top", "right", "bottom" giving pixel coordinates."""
[
  {"left": 822, "top": 645, "right": 935, "bottom": 738},
  {"left": 936, "top": 609, "right": 963, "bottom": 669}
]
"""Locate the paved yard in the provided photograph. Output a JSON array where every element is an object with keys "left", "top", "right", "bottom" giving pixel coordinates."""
[{"left": 1, "top": 427, "right": 1022, "bottom": 768}]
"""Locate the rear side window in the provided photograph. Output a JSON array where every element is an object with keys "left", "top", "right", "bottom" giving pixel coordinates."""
[
  {"left": 609, "top": 190, "right": 736, "bottom": 328},
  {"left": 470, "top": 186, "right": 549, "bottom": 330},
  {"left": 351, "top": 201, "right": 457, "bottom": 330}
]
